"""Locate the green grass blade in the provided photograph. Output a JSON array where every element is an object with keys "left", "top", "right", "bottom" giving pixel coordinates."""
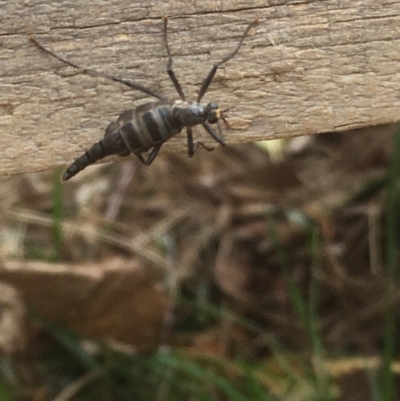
[
  {"left": 51, "top": 168, "right": 64, "bottom": 260},
  {"left": 381, "top": 124, "right": 400, "bottom": 401},
  {"left": 268, "top": 214, "right": 334, "bottom": 400},
  {"left": 155, "top": 351, "right": 249, "bottom": 401},
  {"left": 0, "top": 376, "right": 14, "bottom": 401},
  {"left": 30, "top": 309, "right": 97, "bottom": 370}
]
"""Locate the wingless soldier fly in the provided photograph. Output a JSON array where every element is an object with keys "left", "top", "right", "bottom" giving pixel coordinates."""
[{"left": 30, "top": 17, "right": 258, "bottom": 181}]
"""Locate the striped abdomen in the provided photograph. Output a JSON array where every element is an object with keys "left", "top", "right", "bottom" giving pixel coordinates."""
[{"left": 62, "top": 101, "right": 183, "bottom": 181}]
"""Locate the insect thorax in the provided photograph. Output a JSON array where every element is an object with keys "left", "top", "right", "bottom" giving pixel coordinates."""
[{"left": 173, "top": 100, "right": 218, "bottom": 127}]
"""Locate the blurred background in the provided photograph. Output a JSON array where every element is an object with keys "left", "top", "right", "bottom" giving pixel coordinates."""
[{"left": 0, "top": 123, "right": 399, "bottom": 401}]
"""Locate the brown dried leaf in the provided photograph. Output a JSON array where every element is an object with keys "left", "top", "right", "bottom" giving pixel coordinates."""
[{"left": 0, "top": 258, "right": 170, "bottom": 351}]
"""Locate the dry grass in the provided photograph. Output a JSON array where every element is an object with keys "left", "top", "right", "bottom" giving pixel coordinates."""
[{"left": 0, "top": 123, "right": 398, "bottom": 400}]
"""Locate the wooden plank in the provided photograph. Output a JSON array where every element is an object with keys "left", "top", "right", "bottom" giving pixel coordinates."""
[{"left": 1, "top": 0, "right": 400, "bottom": 177}]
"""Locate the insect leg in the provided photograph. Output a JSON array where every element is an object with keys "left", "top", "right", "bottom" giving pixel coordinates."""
[
  {"left": 202, "top": 122, "right": 226, "bottom": 147},
  {"left": 197, "top": 19, "right": 259, "bottom": 102},
  {"left": 186, "top": 127, "right": 215, "bottom": 157},
  {"left": 29, "top": 36, "right": 167, "bottom": 101},
  {"left": 163, "top": 16, "right": 185, "bottom": 100},
  {"left": 135, "top": 144, "right": 162, "bottom": 165}
]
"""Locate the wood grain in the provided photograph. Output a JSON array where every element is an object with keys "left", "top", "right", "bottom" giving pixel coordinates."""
[{"left": 1, "top": 1, "right": 400, "bottom": 176}]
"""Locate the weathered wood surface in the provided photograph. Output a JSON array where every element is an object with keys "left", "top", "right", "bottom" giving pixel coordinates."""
[{"left": 1, "top": 1, "right": 400, "bottom": 177}]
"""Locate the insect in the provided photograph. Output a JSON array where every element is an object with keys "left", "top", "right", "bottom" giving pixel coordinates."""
[{"left": 30, "top": 17, "right": 258, "bottom": 181}]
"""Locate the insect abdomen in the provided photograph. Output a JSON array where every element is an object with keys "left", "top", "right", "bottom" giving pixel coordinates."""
[
  {"left": 61, "top": 131, "right": 128, "bottom": 181},
  {"left": 62, "top": 102, "right": 183, "bottom": 181},
  {"left": 125, "top": 102, "right": 182, "bottom": 151}
]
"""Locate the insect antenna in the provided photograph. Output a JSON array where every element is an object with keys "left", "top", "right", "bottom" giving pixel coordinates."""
[{"left": 29, "top": 35, "right": 167, "bottom": 101}]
